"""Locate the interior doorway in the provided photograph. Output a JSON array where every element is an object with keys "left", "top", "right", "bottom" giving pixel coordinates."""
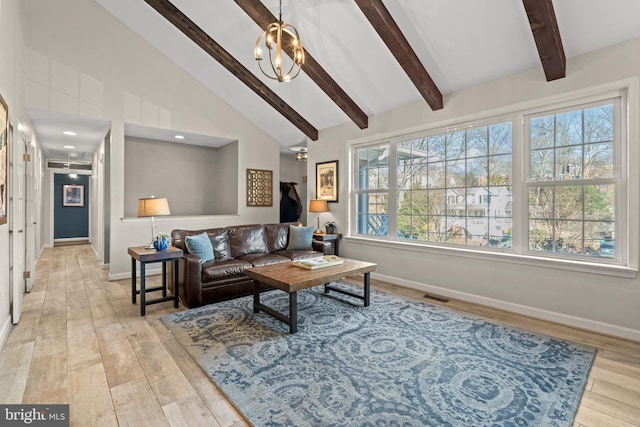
[{"left": 53, "top": 173, "right": 89, "bottom": 244}]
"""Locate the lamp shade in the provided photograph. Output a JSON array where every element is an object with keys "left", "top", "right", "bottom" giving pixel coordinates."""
[
  {"left": 137, "top": 197, "right": 171, "bottom": 217},
  {"left": 308, "top": 199, "right": 328, "bottom": 213}
]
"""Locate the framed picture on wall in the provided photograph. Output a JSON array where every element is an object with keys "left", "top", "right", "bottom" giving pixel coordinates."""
[
  {"left": 0, "top": 94, "right": 8, "bottom": 225},
  {"left": 316, "top": 160, "right": 338, "bottom": 203},
  {"left": 63, "top": 184, "right": 84, "bottom": 207}
]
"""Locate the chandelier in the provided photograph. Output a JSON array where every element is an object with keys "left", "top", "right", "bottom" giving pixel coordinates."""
[
  {"left": 254, "top": 0, "right": 305, "bottom": 82},
  {"left": 296, "top": 150, "right": 308, "bottom": 162},
  {"left": 289, "top": 146, "right": 307, "bottom": 161}
]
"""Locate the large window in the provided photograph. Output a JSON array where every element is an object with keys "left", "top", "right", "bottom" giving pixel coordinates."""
[
  {"left": 526, "top": 100, "right": 618, "bottom": 259},
  {"left": 394, "top": 122, "right": 512, "bottom": 246},
  {"left": 352, "top": 93, "right": 626, "bottom": 267}
]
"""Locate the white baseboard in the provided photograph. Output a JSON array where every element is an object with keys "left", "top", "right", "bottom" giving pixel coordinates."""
[
  {"left": 372, "top": 272, "right": 640, "bottom": 342},
  {"left": 53, "top": 237, "right": 89, "bottom": 242},
  {"left": 0, "top": 315, "right": 11, "bottom": 352}
]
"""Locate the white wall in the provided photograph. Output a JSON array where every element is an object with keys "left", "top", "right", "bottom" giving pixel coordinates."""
[
  {"left": 308, "top": 37, "right": 640, "bottom": 340},
  {"left": 0, "top": 0, "right": 39, "bottom": 348},
  {"left": 23, "top": 0, "right": 281, "bottom": 280}
]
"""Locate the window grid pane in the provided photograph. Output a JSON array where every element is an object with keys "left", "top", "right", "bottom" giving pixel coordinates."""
[
  {"left": 527, "top": 101, "right": 616, "bottom": 259},
  {"left": 355, "top": 145, "right": 389, "bottom": 236},
  {"left": 396, "top": 122, "right": 512, "bottom": 248}
]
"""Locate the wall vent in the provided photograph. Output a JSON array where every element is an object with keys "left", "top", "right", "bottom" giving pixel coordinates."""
[{"left": 423, "top": 293, "right": 449, "bottom": 303}]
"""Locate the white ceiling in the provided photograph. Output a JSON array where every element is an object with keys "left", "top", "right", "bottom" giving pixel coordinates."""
[{"left": 32, "top": 0, "right": 640, "bottom": 160}]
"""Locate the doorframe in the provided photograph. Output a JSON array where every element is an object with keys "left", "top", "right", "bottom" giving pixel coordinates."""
[{"left": 49, "top": 169, "right": 92, "bottom": 246}]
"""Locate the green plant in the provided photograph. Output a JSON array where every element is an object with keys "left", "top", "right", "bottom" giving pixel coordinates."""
[{"left": 324, "top": 221, "right": 336, "bottom": 227}]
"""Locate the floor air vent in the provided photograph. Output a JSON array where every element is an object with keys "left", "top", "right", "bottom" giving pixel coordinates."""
[{"left": 423, "top": 293, "right": 449, "bottom": 303}]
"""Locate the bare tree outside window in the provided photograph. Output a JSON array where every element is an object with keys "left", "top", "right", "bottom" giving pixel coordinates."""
[{"left": 527, "top": 101, "right": 617, "bottom": 257}]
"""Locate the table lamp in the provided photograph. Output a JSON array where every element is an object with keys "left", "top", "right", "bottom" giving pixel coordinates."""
[
  {"left": 309, "top": 199, "right": 328, "bottom": 233},
  {"left": 137, "top": 196, "right": 171, "bottom": 249}
]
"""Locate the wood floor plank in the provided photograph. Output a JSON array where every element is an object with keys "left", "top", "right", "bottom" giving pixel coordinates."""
[
  {"left": 602, "top": 349, "right": 640, "bottom": 368},
  {"left": 0, "top": 341, "right": 35, "bottom": 403},
  {"left": 110, "top": 378, "right": 170, "bottom": 427},
  {"left": 22, "top": 351, "right": 68, "bottom": 404},
  {"left": 589, "top": 366, "right": 640, "bottom": 393},
  {"left": 574, "top": 405, "right": 638, "bottom": 427},
  {"left": 128, "top": 329, "right": 197, "bottom": 406},
  {"left": 162, "top": 397, "right": 222, "bottom": 427},
  {"left": 580, "top": 389, "right": 640, "bottom": 425},
  {"left": 95, "top": 329, "right": 146, "bottom": 388},
  {"left": 592, "top": 379, "right": 640, "bottom": 409},
  {"left": 68, "top": 363, "right": 119, "bottom": 427}
]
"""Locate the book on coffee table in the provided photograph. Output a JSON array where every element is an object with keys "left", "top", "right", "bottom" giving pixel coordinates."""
[{"left": 293, "top": 255, "right": 344, "bottom": 270}]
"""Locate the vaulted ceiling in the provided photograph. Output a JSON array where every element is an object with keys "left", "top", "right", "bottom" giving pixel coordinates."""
[{"left": 37, "top": 0, "right": 640, "bottom": 159}]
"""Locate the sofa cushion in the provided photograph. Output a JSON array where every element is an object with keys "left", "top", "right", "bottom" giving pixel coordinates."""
[
  {"left": 287, "top": 225, "right": 314, "bottom": 250},
  {"left": 274, "top": 249, "right": 322, "bottom": 261},
  {"left": 201, "top": 259, "right": 253, "bottom": 282},
  {"left": 228, "top": 224, "right": 268, "bottom": 257},
  {"left": 207, "top": 229, "right": 230, "bottom": 260},
  {"left": 185, "top": 232, "right": 214, "bottom": 264},
  {"left": 240, "top": 253, "right": 290, "bottom": 267},
  {"left": 265, "top": 222, "right": 296, "bottom": 252}
]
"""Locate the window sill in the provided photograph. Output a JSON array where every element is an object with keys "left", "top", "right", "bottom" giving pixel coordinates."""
[{"left": 345, "top": 236, "right": 637, "bottom": 279}]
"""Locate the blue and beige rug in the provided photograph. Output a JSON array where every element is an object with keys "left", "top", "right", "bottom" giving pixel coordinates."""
[{"left": 161, "top": 282, "right": 595, "bottom": 426}]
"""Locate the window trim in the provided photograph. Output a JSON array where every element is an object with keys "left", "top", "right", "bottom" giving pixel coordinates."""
[{"left": 348, "top": 78, "right": 639, "bottom": 278}]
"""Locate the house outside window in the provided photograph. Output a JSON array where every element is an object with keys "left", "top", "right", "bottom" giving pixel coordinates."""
[{"left": 352, "top": 89, "right": 629, "bottom": 269}]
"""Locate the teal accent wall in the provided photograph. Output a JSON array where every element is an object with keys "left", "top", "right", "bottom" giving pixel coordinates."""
[{"left": 54, "top": 174, "right": 89, "bottom": 239}]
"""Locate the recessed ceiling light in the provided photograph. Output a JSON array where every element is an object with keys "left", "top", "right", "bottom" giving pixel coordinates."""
[
  {"left": 64, "top": 145, "right": 75, "bottom": 149},
  {"left": 63, "top": 131, "right": 77, "bottom": 136},
  {"left": 175, "top": 135, "right": 185, "bottom": 139}
]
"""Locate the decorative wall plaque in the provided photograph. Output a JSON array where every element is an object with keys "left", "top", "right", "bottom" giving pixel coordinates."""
[{"left": 246, "top": 168, "right": 273, "bottom": 207}]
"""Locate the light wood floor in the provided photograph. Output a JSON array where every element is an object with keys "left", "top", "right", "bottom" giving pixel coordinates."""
[{"left": 0, "top": 245, "right": 638, "bottom": 426}]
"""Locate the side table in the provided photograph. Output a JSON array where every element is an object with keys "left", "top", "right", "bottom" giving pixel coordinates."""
[
  {"left": 128, "top": 245, "right": 183, "bottom": 316},
  {"left": 313, "top": 233, "right": 343, "bottom": 256}
]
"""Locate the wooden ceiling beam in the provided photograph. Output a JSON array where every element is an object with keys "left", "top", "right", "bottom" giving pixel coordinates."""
[
  {"left": 522, "top": 0, "right": 566, "bottom": 81},
  {"left": 143, "top": 0, "right": 318, "bottom": 140},
  {"left": 234, "top": 0, "right": 369, "bottom": 129},
  {"left": 354, "top": 0, "right": 443, "bottom": 111}
]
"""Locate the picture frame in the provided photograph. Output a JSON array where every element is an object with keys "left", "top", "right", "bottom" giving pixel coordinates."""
[
  {"left": 0, "top": 94, "right": 8, "bottom": 225},
  {"left": 316, "top": 160, "right": 338, "bottom": 203},
  {"left": 246, "top": 168, "right": 273, "bottom": 206},
  {"left": 63, "top": 184, "right": 85, "bottom": 207}
]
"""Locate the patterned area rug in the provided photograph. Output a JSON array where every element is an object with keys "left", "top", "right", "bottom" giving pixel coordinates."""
[{"left": 161, "top": 282, "right": 595, "bottom": 426}]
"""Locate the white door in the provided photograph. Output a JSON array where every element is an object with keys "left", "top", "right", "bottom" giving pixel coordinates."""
[
  {"left": 11, "top": 129, "right": 27, "bottom": 324},
  {"left": 24, "top": 141, "right": 35, "bottom": 292}
]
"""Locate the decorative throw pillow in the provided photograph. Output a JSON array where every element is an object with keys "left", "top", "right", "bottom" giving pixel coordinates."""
[
  {"left": 185, "top": 232, "right": 214, "bottom": 264},
  {"left": 287, "top": 225, "right": 314, "bottom": 250}
]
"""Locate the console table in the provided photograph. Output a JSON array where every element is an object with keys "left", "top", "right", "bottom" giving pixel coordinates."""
[
  {"left": 128, "top": 245, "right": 182, "bottom": 316},
  {"left": 313, "top": 233, "right": 343, "bottom": 256}
]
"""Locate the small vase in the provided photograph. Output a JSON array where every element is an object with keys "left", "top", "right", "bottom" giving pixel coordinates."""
[
  {"left": 325, "top": 225, "right": 335, "bottom": 234},
  {"left": 153, "top": 236, "right": 170, "bottom": 251}
]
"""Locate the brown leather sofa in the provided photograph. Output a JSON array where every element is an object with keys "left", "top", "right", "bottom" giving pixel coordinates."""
[{"left": 171, "top": 223, "right": 331, "bottom": 308}]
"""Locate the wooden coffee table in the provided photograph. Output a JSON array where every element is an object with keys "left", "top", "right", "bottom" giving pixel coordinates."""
[{"left": 244, "top": 258, "right": 377, "bottom": 333}]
